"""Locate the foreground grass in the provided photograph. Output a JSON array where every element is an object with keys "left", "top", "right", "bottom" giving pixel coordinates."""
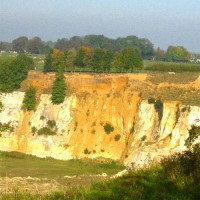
[
  {"left": 2, "top": 165, "right": 199, "bottom": 200},
  {"left": 1, "top": 144, "right": 200, "bottom": 199}
]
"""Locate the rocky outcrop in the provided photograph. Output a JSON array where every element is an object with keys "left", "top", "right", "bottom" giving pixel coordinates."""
[{"left": 0, "top": 72, "right": 200, "bottom": 167}]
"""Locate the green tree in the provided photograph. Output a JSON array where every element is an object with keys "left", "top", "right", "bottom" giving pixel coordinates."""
[
  {"left": 155, "top": 47, "right": 166, "bottom": 61},
  {"left": 0, "top": 55, "right": 34, "bottom": 92},
  {"left": 103, "top": 50, "right": 114, "bottom": 72},
  {"left": 166, "top": 46, "right": 191, "bottom": 62},
  {"left": 26, "top": 37, "right": 42, "bottom": 54},
  {"left": 74, "top": 48, "right": 85, "bottom": 68},
  {"left": 51, "top": 72, "right": 66, "bottom": 104},
  {"left": 23, "top": 86, "right": 37, "bottom": 111},
  {"left": 113, "top": 48, "right": 143, "bottom": 72},
  {"left": 92, "top": 48, "right": 105, "bottom": 72},
  {"left": 12, "top": 36, "right": 28, "bottom": 53},
  {"left": 65, "top": 49, "right": 77, "bottom": 72}
]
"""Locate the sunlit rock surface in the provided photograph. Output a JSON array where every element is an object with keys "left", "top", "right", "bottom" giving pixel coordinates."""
[{"left": 0, "top": 72, "right": 200, "bottom": 167}]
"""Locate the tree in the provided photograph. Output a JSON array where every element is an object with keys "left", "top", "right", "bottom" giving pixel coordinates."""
[
  {"left": 74, "top": 48, "right": 85, "bottom": 68},
  {"left": 0, "top": 54, "right": 34, "bottom": 92},
  {"left": 23, "top": 86, "right": 36, "bottom": 111},
  {"left": 155, "top": 47, "right": 166, "bottom": 61},
  {"left": 0, "top": 42, "right": 12, "bottom": 52},
  {"left": 113, "top": 48, "right": 143, "bottom": 72},
  {"left": 12, "top": 36, "right": 28, "bottom": 53},
  {"left": 44, "top": 49, "right": 64, "bottom": 72},
  {"left": 54, "top": 38, "right": 70, "bottom": 50},
  {"left": 92, "top": 48, "right": 105, "bottom": 72},
  {"left": 103, "top": 50, "right": 114, "bottom": 72},
  {"left": 51, "top": 72, "right": 66, "bottom": 104},
  {"left": 26, "top": 37, "right": 42, "bottom": 54},
  {"left": 166, "top": 46, "right": 191, "bottom": 62},
  {"left": 65, "top": 48, "right": 77, "bottom": 71}
]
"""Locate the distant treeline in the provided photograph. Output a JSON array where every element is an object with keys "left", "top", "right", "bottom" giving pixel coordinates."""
[
  {"left": 44, "top": 47, "right": 143, "bottom": 73},
  {"left": 1, "top": 34, "right": 198, "bottom": 63},
  {"left": 0, "top": 35, "right": 154, "bottom": 59}
]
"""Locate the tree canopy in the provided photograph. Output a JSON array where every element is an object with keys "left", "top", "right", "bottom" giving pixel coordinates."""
[
  {"left": 166, "top": 46, "right": 191, "bottom": 62},
  {"left": 0, "top": 54, "right": 34, "bottom": 92},
  {"left": 44, "top": 46, "right": 143, "bottom": 73}
]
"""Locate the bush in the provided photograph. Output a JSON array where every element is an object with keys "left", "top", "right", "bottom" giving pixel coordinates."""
[
  {"left": 0, "top": 101, "right": 3, "bottom": 112},
  {"left": 47, "top": 120, "right": 56, "bottom": 129},
  {"left": 91, "top": 129, "right": 96, "bottom": 134},
  {"left": 84, "top": 148, "right": 90, "bottom": 154},
  {"left": 141, "top": 135, "right": 147, "bottom": 141},
  {"left": 31, "top": 126, "right": 37, "bottom": 134},
  {"left": 22, "top": 86, "right": 36, "bottom": 111},
  {"left": 114, "top": 134, "right": 121, "bottom": 141},
  {"left": 104, "top": 123, "right": 114, "bottom": 134},
  {"left": 185, "top": 125, "right": 200, "bottom": 148},
  {"left": 181, "top": 107, "right": 187, "bottom": 112},
  {"left": 148, "top": 97, "right": 156, "bottom": 104},
  {"left": 40, "top": 115, "right": 45, "bottom": 120},
  {"left": 0, "top": 121, "right": 12, "bottom": 132},
  {"left": 154, "top": 99, "right": 163, "bottom": 111},
  {"left": 37, "top": 127, "right": 56, "bottom": 136}
]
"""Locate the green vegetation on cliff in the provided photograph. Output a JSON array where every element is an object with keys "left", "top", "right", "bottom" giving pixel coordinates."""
[
  {"left": 51, "top": 72, "right": 66, "bottom": 104},
  {"left": 22, "top": 86, "right": 36, "bottom": 111},
  {"left": 0, "top": 54, "right": 34, "bottom": 92}
]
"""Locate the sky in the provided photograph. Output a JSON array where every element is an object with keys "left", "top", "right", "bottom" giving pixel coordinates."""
[{"left": 0, "top": 0, "right": 200, "bottom": 52}]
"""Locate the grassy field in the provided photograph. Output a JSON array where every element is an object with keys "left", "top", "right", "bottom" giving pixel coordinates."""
[
  {"left": 1, "top": 144, "right": 200, "bottom": 200},
  {"left": 0, "top": 151, "right": 124, "bottom": 178},
  {"left": 0, "top": 151, "right": 125, "bottom": 195},
  {"left": 0, "top": 52, "right": 45, "bottom": 71}
]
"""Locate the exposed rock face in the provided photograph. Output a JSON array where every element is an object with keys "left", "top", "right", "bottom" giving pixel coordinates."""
[{"left": 0, "top": 72, "right": 200, "bottom": 167}]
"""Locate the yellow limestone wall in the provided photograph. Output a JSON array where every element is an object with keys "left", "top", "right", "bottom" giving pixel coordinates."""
[{"left": 0, "top": 72, "right": 200, "bottom": 166}]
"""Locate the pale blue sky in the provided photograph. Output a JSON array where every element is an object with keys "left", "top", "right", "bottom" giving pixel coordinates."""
[{"left": 1, "top": 0, "right": 200, "bottom": 52}]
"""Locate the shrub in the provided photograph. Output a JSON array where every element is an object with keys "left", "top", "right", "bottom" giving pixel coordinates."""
[
  {"left": 40, "top": 115, "right": 45, "bottom": 120},
  {"left": 0, "top": 101, "right": 3, "bottom": 112},
  {"left": 141, "top": 135, "right": 147, "bottom": 141},
  {"left": 22, "top": 86, "right": 36, "bottom": 111},
  {"left": 47, "top": 120, "right": 56, "bottom": 129},
  {"left": 92, "top": 122, "right": 96, "bottom": 126},
  {"left": 154, "top": 99, "right": 163, "bottom": 111},
  {"left": 74, "top": 121, "right": 78, "bottom": 131},
  {"left": 31, "top": 126, "right": 37, "bottom": 134},
  {"left": 91, "top": 129, "right": 96, "bottom": 134},
  {"left": 130, "top": 122, "right": 135, "bottom": 134},
  {"left": 162, "top": 143, "right": 200, "bottom": 185},
  {"left": 114, "top": 134, "right": 121, "bottom": 141},
  {"left": 0, "top": 122, "right": 12, "bottom": 132},
  {"left": 84, "top": 148, "right": 90, "bottom": 154},
  {"left": 93, "top": 150, "right": 96, "bottom": 154},
  {"left": 104, "top": 123, "right": 114, "bottom": 134},
  {"left": 181, "top": 107, "right": 187, "bottom": 112},
  {"left": 37, "top": 127, "right": 56, "bottom": 136},
  {"left": 148, "top": 97, "right": 156, "bottom": 104},
  {"left": 185, "top": 125, "right": 200, "bottom": 148}
]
